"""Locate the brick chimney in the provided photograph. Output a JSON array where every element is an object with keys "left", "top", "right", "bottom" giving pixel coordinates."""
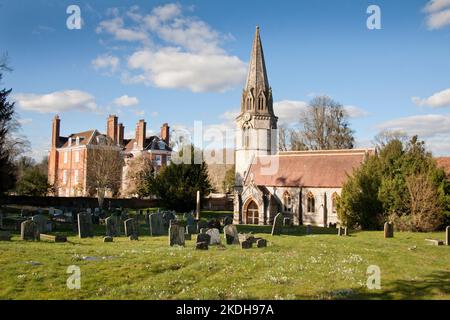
[
  {"left": 117, "top": 123, "right": 124, "bottom": 146},
  {"left": 107, "top": 115, "right": 118, "bottom": 144},
  {"left": 51, "top": 115, "right": 60, "bottom": 148},
  {"left": 135, "top": 119, "right": 146, "bottom": 150},
  {"left": 160, "top": 123, "right": 170, "bottom": 145}
]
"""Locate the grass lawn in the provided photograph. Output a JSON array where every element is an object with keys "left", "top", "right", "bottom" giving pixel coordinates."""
[{"left": 0, "top": 223, "right": 449, "bottom": 300}]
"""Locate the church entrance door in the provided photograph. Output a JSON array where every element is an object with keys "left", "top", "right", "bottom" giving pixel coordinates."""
[{"left": 247, "top": 201, "right": 259, "bottom": 225}]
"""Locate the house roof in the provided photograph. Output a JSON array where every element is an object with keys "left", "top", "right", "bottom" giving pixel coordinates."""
[
  {"left": 123, "top": 136, "right": 172, "bottom": 153},
  {"left": 436, "top": 157, "right": 450, "bottom": 179},
  {"left": 59, "top": 130, "right": 96, "bottom": 148},
  {"left": 245, "top": 149, "right": 372, "bottom": 188}
]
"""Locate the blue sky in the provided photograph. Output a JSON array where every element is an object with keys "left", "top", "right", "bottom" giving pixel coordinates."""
[{"left": 1, "top": 0, "right": 450, "bottom": 160}]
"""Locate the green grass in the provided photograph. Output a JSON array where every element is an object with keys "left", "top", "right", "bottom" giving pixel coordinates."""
[{"left": 0, "top": 224, "right": 449, "bottom": 300}]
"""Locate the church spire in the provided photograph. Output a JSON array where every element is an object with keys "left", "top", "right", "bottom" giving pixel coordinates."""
[{"left": 245, "top": 26, "right": 269, "bottom": 92}]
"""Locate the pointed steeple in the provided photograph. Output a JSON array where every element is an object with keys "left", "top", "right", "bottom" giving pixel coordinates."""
[{"left": 245, "top": 26, "right": 269, "bottom": 91}]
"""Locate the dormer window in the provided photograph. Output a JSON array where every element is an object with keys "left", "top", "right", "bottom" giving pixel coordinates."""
[
  {"left": 75, "top": 136, "right": 80, "bottom": 145},
  {"left": 158, "top": 141, "right": 165, "bottom": 150}
]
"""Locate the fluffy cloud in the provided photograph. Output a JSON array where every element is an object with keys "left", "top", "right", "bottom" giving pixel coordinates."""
[
  {"left": 113, "top": 94, "right": 139, "bottom": 107},
  {"left": 412, "top": 88, "right": 450, "bottom": 108},
  {"left": 96, "top": 4, "right": 246, "bottom": 92},
  {"left": 127, "top": 48, "right": 246, "bottom": 92},
  {"left": 14, "top": 90, "right": 97, "bottom": 113},
  {"left": 92, "top": 54, "right": 120, "bottom": 73},
  {"left": 424, "top": 0, "right": 450, "bottom": 29}
]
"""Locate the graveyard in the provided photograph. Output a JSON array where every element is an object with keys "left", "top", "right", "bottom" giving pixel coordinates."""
[{"left": 0, "top": 206, "right": 449, "bottom": 300}]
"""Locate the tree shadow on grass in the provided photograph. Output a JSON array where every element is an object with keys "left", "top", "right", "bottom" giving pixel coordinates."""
[
  {"left": 236, "top": 225, "right": 340, "bottom": 237},
  {"left": 345, "top": 270, "right": 450, "bottom": 300}
]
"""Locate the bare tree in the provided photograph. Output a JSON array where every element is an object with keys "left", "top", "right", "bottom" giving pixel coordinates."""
[
  {"left": 124, "top": 154, "right": 154, "bottom": 198},
  {"left": 373, "top": 130, "right": 409, "bottom": 152},
  {"left": 85, "top": 136, "right": 124, "bottom": 207},
  {"left": 278, "top": 125, "right": 289, "bottom": 151},
  {"left": 299, "top": 95, "right": 355, "bottom": 150}
]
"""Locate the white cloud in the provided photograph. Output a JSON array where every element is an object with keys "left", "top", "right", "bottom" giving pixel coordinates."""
[
  {"left": 14, "top": 90, "right": 97, "bottom": 113},
  {"left": 344, "top": 105, "right": 370, "bottom": 118},
  {"left": 423, "top": 0, "right": 450, "bottom": 29},
  {"left": 113, "top": 94, "right": 139, "bottom": 107},
  {"left": 92, "top": 54, "right": 120, "bottom": 73},
  {"left": 273, "top": 100, "right": 308, "bottom": 126},
  {"left": 127, "top": 48, "right": 246, "bottom": 92},
  {"left": 18, "top": 118, "right": 33, "bottom": 125},
  {"left": 412, "top": 88, "right": 450, "bottom": 108},
  {"left": 96, "top": 4, "right": 246, "bottom": 92}
]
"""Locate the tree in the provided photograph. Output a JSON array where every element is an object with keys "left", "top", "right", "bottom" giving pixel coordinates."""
[
  {"left": 15, "top": 167, "right": 51, "bottom": 196},
  {"left": 148, "top": 145, "right": 212, "bottom": 212},
  {"left": 222, "top": 165, "right": 235, "bottom": 194},
  {"left": 124, "top": 155, "right": 154, "bottom": 198},
  {"left": 85, "top": 137, "right": 123, "bottom": 207},
  {"left": 299, "top": 95, "right": 354, "bottom": 150}
]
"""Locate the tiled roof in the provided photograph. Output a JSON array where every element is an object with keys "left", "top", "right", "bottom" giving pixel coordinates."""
[
  {"left": 123, "top": 136, "right": 172, "bottom": 153},
  {"left": 59, "top": 130, "right": 96, "bottom": 148},
  {"left": 245, "top": 149, "right": 372, "bottom": 188}
]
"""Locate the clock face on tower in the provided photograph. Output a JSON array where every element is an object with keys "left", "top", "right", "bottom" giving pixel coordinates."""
[{"left": 243, "top": 113, "right": 251, "bottom": 121}]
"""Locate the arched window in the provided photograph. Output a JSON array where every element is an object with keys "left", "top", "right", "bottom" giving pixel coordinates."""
[
  {"left": 332, "top": 192, "right": 339, "bottom": 213},
  {"left": 243, "top": 127, "right": 250, "bottom": 149},
  {"left": 258, "top": 95, "right": 265, "bottom": 110},
  {"left": 246, "top": 97, "right": 252, "bottom": 111},
  {"left": 307, "top": 192, "right": 315, "bottom": 213},
  {"left": 283, "top": 191, "right": 292, "bottom": 212}
]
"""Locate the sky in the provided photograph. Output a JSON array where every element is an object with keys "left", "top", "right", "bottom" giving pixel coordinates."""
[{"left": 1, "top": 0, "right": 450, "bottom": 161}]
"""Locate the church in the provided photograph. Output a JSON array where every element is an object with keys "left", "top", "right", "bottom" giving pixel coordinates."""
[{"left": 233, "top": 27, "right": 373, "bottom": 226}]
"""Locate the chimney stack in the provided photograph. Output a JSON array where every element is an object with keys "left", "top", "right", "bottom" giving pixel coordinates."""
[
  {"left": 117, "top": 123, "right": 124, "bottom": 146},
  {"left": 107, "top": 115, "right": 118, "bottom": 145},
  {"left": 160, "top": 123, "right": 170, "bottom": 145},
  {"left": 51, "top": 115, "right": 60, "bottom": 148},
  {"left": 135, "top": 119, "right": 146, "bottom": 150}
]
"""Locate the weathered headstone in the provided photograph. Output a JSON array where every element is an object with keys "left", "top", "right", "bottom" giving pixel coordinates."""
[
  {"left": 169, "top": 223, "right": 185, "bottom": 246},
  {"left": 306, "top": 224, "right": 312, "bottom": 235},
  {"left": 241, "top": 240, "right": 252, "bottom": 249},
  {"left": 32, "top": 214, "right": 48, "bottom": 234},
  {"left": 384, "top": 222, "right": 394, "bottom": 238},
  {"left": 39, "top": 234, "right": 67, "bottom": 243},
  {"left": 196, "top": 242, "right": 208, "bottom": 250},
  {"left": 206, "top": 228, "right": 221, "bottom": 245},
  {"left": 0, "top": 230, "right": 11, "bottom": 241},
  {"left": 21, "top": 220, "right": 40, "bottom": 241},
  {"left": 77, "top": 213, "right": 93, "bottom": 238},
  {"left": 224, "top": 225, "right": 239, "bottom": 245},
  {"left": 105, "top": 216, "right": 119, "bottom": 237},
  {"left": 124, "top": 218, "right": 139, "bottom": 238},
  {"left": 103, "top": 236, "right": 113, "bottom": 242},
  {"left": 425, "top": 239, "right": 444, "bottom": 246},
  {"left": 256, "top": 238, "right": 267, "bottom": 248},
  {"left": 197, "top": 232, "right": 211, "bottom": 245},
  {"left": 446, "top": 226, "right": 449, "bottom": 246},
  {"left": 271, "top": 213, "right": 283, "bottom": 236},
  {"left": 184, "top": 212, "right": 197, "bottom": 234},
  {"left": 149, "top": 212, "right": 166, "bottom": 236}
]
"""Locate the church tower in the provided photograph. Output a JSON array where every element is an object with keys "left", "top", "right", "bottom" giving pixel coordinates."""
[{"left": 235, "top": 26, "right": 278, "bottom": 189}]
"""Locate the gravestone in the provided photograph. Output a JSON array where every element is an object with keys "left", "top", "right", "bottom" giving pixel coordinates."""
[
  {"left": 149, "top": 212, "right": 166, "bottom": 236},
  {"left": 105, "top": 216, "right": 119, "bottom": 237},
  {"left": 124, "top": 218, "right": 139, "bottom": 238},
  {"left": 0, "top": 231, "right": 11, "bottom": 241},
  {"left": 169, "top": 222, "right": 185, "bottom": 246},
  {"left": 271, "top": 213, "right": 283, "bottom": 236},
  {"left": 384, "top": 222, "right": 394, "bottom": 238},
  {"left": 344, "top": 227, "right": 349, "bottom": 236},
  {"left": 306, "top": 225, "right": 312, "bottom": 235},
  {"left": 256, "top": 238, "right": 267, "bottom": 248},
  {"left": 224, "top": 225, "right": 239, "bottom": 245},
  {"left": 103, "top": 236, "right": 113, "bottom": 243},
  {"left": 196, "top": 242, "right": 208, "bottom": 250},
  {"left": 129, "top": 235, "right": 139, "bottom": 241},
  {"left": 39, "top": 234, "right": 67, "bottom": 243},
  {"left": 21, "top": 220, "right": 40, "bottom": 241},
  {"left": 425, "top": 239, "right": 443, "bottom": 246},
  {"left": 206, "top": 228, "right": 221, "bottom": 245},
  {"left": 145, "top": 212, "right": 150, "bottom": 226},
  {"left": 241, "top": 240, "right": 252, "bottom": 249},
  {"left": 446, "top": 226, "right": 449, "bottom": 246},
  {"left": 32, "top": 214, "right": 48, "bottom": 234},
  {"left": 77, "top": 213, "right": 93, "bottom": 238},
  {"left": 197, "top": 232, "right": 211, "bottom": 245},
  {"left": 184, "top": 212, "right": 197, "bottom": 234}
]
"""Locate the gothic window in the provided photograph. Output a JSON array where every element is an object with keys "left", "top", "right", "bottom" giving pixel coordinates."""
[
  {"left": 246, "top": 97, "right": 252, "bottom": 111},
  {"left": 332, "top": 192, "right": 339, "bottom": 214},
  {"left": 283, "top": 191, "right": 292, "bottom": 212},
  {"left": 307, "top": 192, "right": 315, "bottom": 213},
  {"left": 243, "top": 127, "right": 250, "bottom": 149},
  {"left": 258, "top": 95, "right": 265, "bottom": 110}
]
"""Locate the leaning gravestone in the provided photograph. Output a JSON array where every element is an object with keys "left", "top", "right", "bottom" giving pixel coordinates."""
[
  {"left": 206, "top": 228, "right": 221, "bottom": 245},
  {"left": 446, "top": 226, "right": 449, "bottom": 246},
  {"left": 105, "top": 216, "right": 119, "bottom": 237},
  {"left": 384, "top": 222, "right": 394, "bottom": 238},
  {"left": 169, "top": 222, "right": 185, "bottom": 246},
  {"left": 224, "top": 225, "right": 239, "bottom": 245},
  {"left": 21, "top": 220, "right": 40, "bottom": 241},
  {"left": 77, "top": 213, "right": 93, "bottom": 238},
  {"left": 124, "top": 218, "right": 139, "bottom": 238},
  {"left": 271, "top": 213, "right": 283, "bottom": 236},
  {"left": 32, "top": 214, "right": 48, "bottom": 234}
]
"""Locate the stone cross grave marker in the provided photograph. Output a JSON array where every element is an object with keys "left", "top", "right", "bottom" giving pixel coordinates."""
[{"left": 271, "top": 213, "right": 283, "bottom": 236}]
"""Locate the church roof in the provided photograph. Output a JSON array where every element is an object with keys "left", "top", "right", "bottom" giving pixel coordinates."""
[
  {"left": 245, "top": 26, "right": 269, "bottom": 92},
  {"left": 245, "top": 149, "right": 373, "bottom": 188}
]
